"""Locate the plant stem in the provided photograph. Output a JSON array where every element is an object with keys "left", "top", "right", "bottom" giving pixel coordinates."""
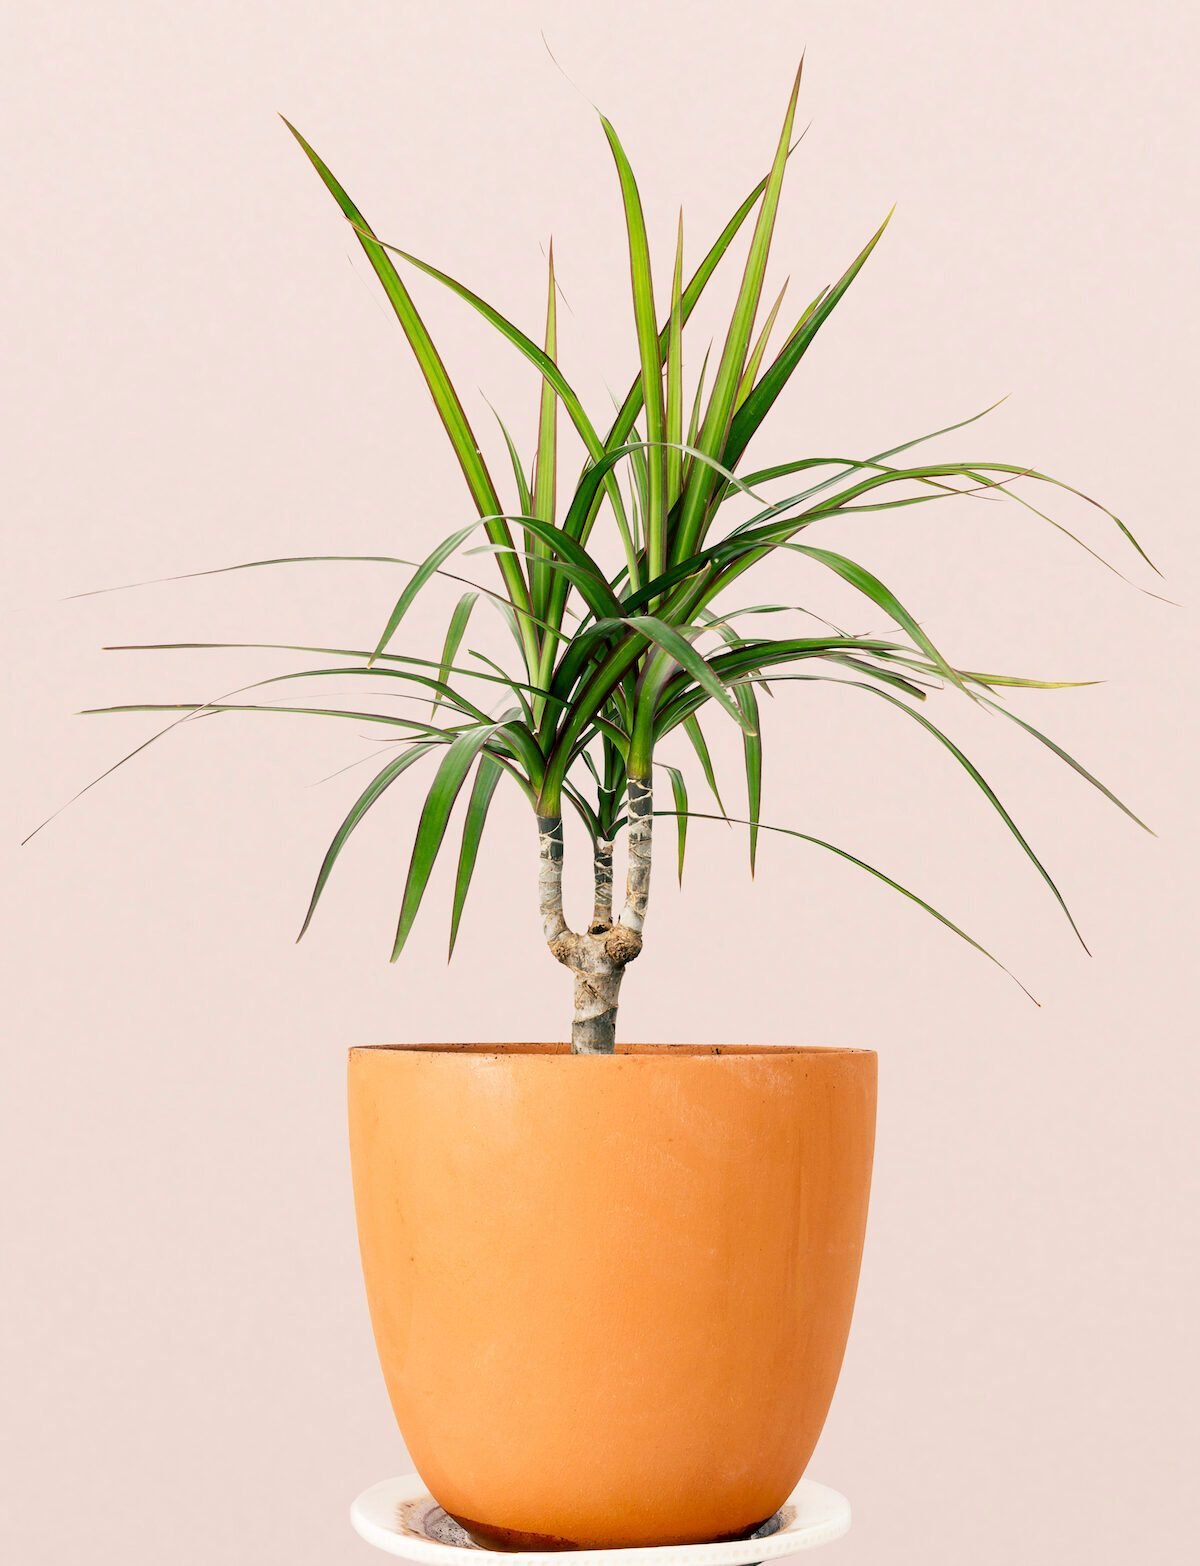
[
  {"left": 590, "top": 839, "right": 614, "bottom": 931},
  {"left": 537, "top": 791, "right": 652, "bottom": 1054},
  {"left": 536, "top": 814, "right": 568, "bottom": 942},
  {"left": 620, "top": 778, "right": 653, "bottom": 935}
]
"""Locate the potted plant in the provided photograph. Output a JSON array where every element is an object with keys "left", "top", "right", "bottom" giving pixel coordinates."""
[{"left": 42, "top": 60, "right": 1154, "bottom": 1552}]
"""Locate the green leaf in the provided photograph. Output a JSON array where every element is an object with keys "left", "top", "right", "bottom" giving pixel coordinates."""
[
  {"left": 653, "top": 636, "right": 906, "bottom": 733},
  {"left": 283, "top": 122, "right": 499, "bottom": 512},
  {"left": 819, "top": 652, "right": 932, "bottom": 700},
  {"left": 723, "top": 207, "right": 893, "bottom": 471},
  {"left": 489, "top": 405, "right": 536, "bottom": 577},
  {"left": 491, "top": 407, "right": 533, "bottom": 515},
  {"left": 785, "top": 543, "right": 967, "bottom": 694},
  {"left": 52, "top": 95, "right": 1156, "bottom": 1012},
  {"left": 72, "top": 552, "right": 549, "bottom": 634},
  {"left": 734, "top": 276, "right": 789, "bottom": 411},
  {"left": 738, "top": 396, "right": 1009, "bottom": 499},
  {"left": 84, "top": 702, "right": 445, "bottom": 731},
  {"left": 623, "top": 615, "right": 757, "bottom": 734},
  {"left": 817, "top": 676, "right": 1089, "bottom": 950},
  {"left": 674, "top": 61, "right": 803, "bottom": 562},
  {"left": 392, "top": 721, "right": 512, "bottom": 961},
  {"left": 486, "top": 515, "right": 626, "bottom": 622},
  {"left": 563, "top": 437, "right": 768, "bottom": 570},
  {"left": 281, "top": 120, "right": 536, "bottom": 666},
  {"left": 106, "top": 638, "right": 560, "bottom": 704},
  {"left": 655, "top": 811, "right": 1038, "bottom": 1002},
  {"left": 956, "top": 463, "right": 1161, "bottom": 583},
  {"left": 431, "top": 592, "right": 478, "bottom": 714},
  {"left": 738, "top": 678, "right": 763, "bottom": 873},
  {"left": 539, "top": 137, "right": 807, "bottom": 662},
  {"left": 215, "top": 659, "right": 492, "bottom": 723},
  {"left": 782, "top": 451, "right": 1162, "bottom": 592},
  {"left": 697, "top": 610, "right": 762, "bottom": 869},
  {"left": 361, "top": 227, "right": 638, "bottom": 586},
  {"left": 448, "top": 755, "right": 505, "bottom": 956},
  {"left": 603, "top": 164, "right": 786, "bottom": 454},
  {"left": 601, "top": 114, "right": 667, "bottom": 584},
  {"left": 365, "top": 233, "right": 601, "bottom": 460},
  {"left": 681, "top": 713, "right": 727, "bottom": 814},
  {"left": 531, "top": 244, "right": 559, "bottom": 616},
  {"left": 683, "top": 341, "right": 712, "bottom": 493},
  {"left": 666, "top": 213, "right": 685, "bottom": 509},
  {"left": 971, "top": 695, "right": 1153, "bottom": 832},
  {"left": 370, "top": 523, "right": 478, "bottom": 664},
  {"left": 660, "top": 764, "right": 689, "bottom": 882},
  {"left": 298, "top": 743, "right": 436, "bottom": 939}
]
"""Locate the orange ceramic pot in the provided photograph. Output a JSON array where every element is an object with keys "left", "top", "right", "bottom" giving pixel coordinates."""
[{"left": 347, "top": 1043, "right": 876, "bottom": 1549}]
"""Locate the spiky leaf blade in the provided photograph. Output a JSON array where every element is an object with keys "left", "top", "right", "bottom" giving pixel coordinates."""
[
  {"left": 299, "top": 743, "right": 436, "bottom": 939},
  {"left": 674, "top": 62, "right": 803, "bottom": 561},
  {"left": 601, "top": 115, "right": 668, "bottom": 584},
  {"left": 392, "top": 721, "right": 513, "bottom": 961},
  {"left": 448, "top": 754, "right": 505, "bottom": 956}
]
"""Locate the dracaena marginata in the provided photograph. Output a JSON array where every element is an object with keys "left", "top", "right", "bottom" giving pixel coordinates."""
[{"left": 46, "top": 63, "right": 1157, "bottom": 1051}]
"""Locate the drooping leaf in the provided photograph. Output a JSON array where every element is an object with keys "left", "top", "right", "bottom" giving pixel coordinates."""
[
  {"left": 696, "top": 610, "right": 762, "bottom": 869},
  {"left": 972, "top": 693, "right": 1152, "bottom": 833},
  {"left": 431, "top": 592, "right": 479, "bottom": 714},
  {"left": 392, "top": 721, "right": 513, "bottom": 960},
  {"left": 448, "top": 754, "right": 505, "bottom": 956},
  {"left": 622, "top": 615, "right": 758, "bottom": 734},
  {"left": 655, "top": 810, "right": 1037, "bottom": 1001},
  {"left": 681, "top": 713, "right": 727, "bottom": 814},
  {"left": 660, "top": 765, "right": 689, "bottom": 882},
  {"left": 299, "top": 743, "right": 436, "bottom": 939},
  {"left": 782, "top": 542, "right": 968, "bottom": 694},
  {"left": 748, "top": 668, "right": 1089, "bottom": 949},
  {"left": 370, "top": 523, "right": 477, "bottom": 664}
]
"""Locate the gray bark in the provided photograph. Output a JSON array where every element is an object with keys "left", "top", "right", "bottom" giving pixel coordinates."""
[
  {"left": 536, "top": 814, "right": 568, "bottom": 942},
  {"left": 619, "top": 778, "right": 652, "bottom": 935},
  {"left": 589, "top": 839, "right": 614, "bottom": 932},
  {"left": 538, "top": 787, "right": 651, "bottom": 1054}
]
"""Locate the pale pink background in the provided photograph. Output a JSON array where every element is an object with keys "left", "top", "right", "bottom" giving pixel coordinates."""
[{"left": 3, "top": 2, "right": 1198, "bottom": 1561}]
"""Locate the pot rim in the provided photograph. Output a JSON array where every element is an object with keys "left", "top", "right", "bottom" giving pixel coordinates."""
[{"left": 348, "top": 1042, "right": 876, "bottom": 1059}]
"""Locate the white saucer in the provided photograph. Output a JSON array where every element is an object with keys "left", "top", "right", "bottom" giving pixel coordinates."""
[{"left": 350, "top": 1473, "right": 851, "bottom": 1563}]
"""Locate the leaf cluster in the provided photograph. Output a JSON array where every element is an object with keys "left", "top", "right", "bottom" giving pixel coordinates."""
[{"left": 69, "top": 65, "right": 1155, "bottom": 989}]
